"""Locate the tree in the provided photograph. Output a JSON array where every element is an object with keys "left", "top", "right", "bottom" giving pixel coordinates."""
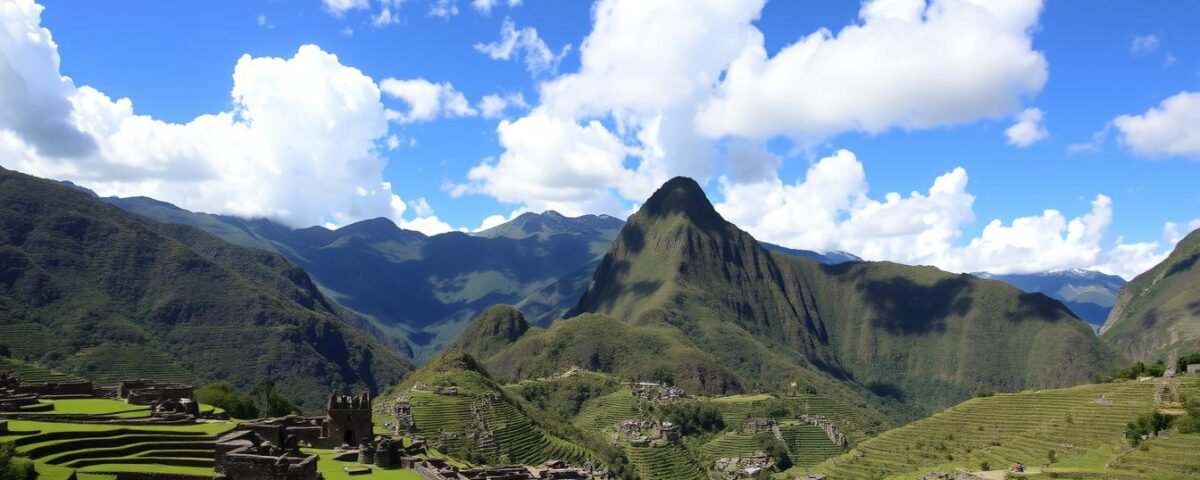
[
  {"left": 250, "top": 380, "right": 300, "bottom": 417},
  {"left": 1126, "top": 412, "right": 1174, "bottom": 446},
  {"left": 195, "top": 382, "right": 258, "bottom": 419},
  {"left": 0, "top": 443, "right": 37, "bottom": 480},
  {"left": 657, "top": 401, "right": 725, "bottom": 435},
  {"left": 0, "top": 344, "right": 10, "bottom": 358},
  {"left": 755, "top": 435, "right": 792, "bottom": 471}
]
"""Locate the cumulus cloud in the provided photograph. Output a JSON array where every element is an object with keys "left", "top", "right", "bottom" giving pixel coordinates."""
[
  {"left": 715, "top": 150, "right": 1174, "bottom": 280},
  {"left": 1130, "top": 34, "right": 1160, "bottom": 55},
  {"left": 474, "top": 18, "right": 570, "bottom": 76},
  {"left": 323, "top": 0, "right": 370, "bottom": 16},
  {"left": 1005, "top": 108, "right": 1048, "bottom": 147},
  {"left": 477, "top": 92, "right": 528, "bottom": 119},
  {"left": 696, "top": 0, "right": 1047, "bottom": 140},
  {"left": 429, "top": 0, "right": 458, "bottom": 18},
  {"left": 1112, "top": 91, "right": 1200, "bottom": 158},
  {"left": 472, "top": 0, "right": 520, "bottom": 15},
  {"left": 0, "top": 0, "right": 96, "bottom": 158},
  {"left": 379, "top": 78, "right": 476, "bottom": 123},
  {"left": 458, "top": 0, "right": 1050, "bottom": 219},
  {"left": 0, "top": 1, "right": 455, "bottom": 231}
]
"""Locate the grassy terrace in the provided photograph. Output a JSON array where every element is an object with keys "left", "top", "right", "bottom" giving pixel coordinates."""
[
  {"left": 778, "top": 423, "right": 844, "bottom": 468},
  {"left": 797, "top": 380, "right": 1157, "bottom": 480},
  {"left": 572, "top": 390, "right": 639, "bottom": 431},
  {"left": 699, "top": 431, "right": 763, "bottom": 458},
  {"left": 0, "top": 356, "right": 84, "bottom": 384},
  {"left": 406, "top": 388, "right": 588, "bottom": 465},
  {"left": 625, "top": 443, "right": 706, "bottom": 480}
]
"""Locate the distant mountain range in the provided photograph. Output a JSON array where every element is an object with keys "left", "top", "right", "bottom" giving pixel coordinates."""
[
  {"left": 104, "top": 196, "right": 862, "bottom": 361},
  {"left": 972, "top": 270, "right": 1126, "bottom": 329},
  {"left": 0, "top": 167, "right": 410, "bottom": 410}
]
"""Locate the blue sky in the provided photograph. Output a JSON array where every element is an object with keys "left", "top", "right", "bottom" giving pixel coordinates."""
[{"left": 4, "top": 0, "right": 1199, "bottom": 278}]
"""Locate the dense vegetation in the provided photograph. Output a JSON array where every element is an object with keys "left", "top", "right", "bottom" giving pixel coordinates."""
[
  {"left": 0, "top": 444, "right": 35, "bottom": 480},
  {"left": 0, "top": 167, "right": 410, "bottom": 410},
  {"left": 1102, "top": 228, "right": 1200, "bottom": 362},
  {"left": 567, "top": 177, "right": 1117, "bottom": 419}
]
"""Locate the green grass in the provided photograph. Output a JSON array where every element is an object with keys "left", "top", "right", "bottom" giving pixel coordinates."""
[
  {"left": 802, "top": 380, "right": 1157, "bottom": 479},
  {"left": 305, "top": 449, "right": 424, "bottom": 480},
  {"left": 625, "top": 443, "right": 706, "bottom": 480},
  {"left": 699, "top": 431, "right": 764, "bottom": 458},
  {"left": 778, "top": 423, "right": 844, "bottom": 468},
  {"left": 58, "top": 344, "right": 195, "bottom": 386},
  {"left": 572, "top": 390, "right": 639, "bottom": 431}
]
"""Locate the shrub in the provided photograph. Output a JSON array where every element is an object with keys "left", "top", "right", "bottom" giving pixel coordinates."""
[
  {"left": 0, "top": 443, "right": 37, "bottom": 480},
  {"left": 1126, "top": 412, "right": 1174, "bottom": 446},
  {"left": 195, "top": 381, "right": 258, "bottom": 419},
  {"left": 980, "top": 461, "right": 990, "bottom": 471},
  {"left": 656, "top": 401, "right": 725, "bottom": 436}
]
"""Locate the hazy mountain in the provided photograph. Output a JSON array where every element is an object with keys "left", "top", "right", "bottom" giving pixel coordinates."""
[
  {"left": 554, "top": 177, "right": 1117, "bottom": 418},
  {"left": 973, "top": 269, "right": 1126, "bottom": 329},
  {"left": 0, "top": 167, "right": 410, "bottom": 410},
  {"left": 760, "top": 243, "right": 862, "bottom": 265},
  {"left": 1101, "top": 228, "right": 1200, "bottom": 362},
  {"left": 105, "top": 199, "right": 623, "bottom": 361}
]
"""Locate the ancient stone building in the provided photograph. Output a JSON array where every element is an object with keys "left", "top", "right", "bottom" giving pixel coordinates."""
[
  {"left": 325, "top": 392, "right": 372, "bottom": 447},
  {"left": 355, "top": 436, "right": 427, "bottom": 469},
  {"left": 413, "top": 459, "right": 608, "bottom": 479},
  {"left": 745, "top": 417, "right": 773, "bottom": 435},
  {"left": 214, "top": 430, "right": 322, "bottom": 480},
  {"left": 116, "top": 380, "right": 193, "bottom": 405},
  {"left": 241, "top": 391, "right": 373, "bottom": 449}
]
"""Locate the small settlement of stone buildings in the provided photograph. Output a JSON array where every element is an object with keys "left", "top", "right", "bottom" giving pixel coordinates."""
[{"left": 713, "top": 451, "right": 774, "bottom": 479}]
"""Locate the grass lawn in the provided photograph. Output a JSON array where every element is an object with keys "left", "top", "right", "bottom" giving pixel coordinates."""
[
  {"left": 304, "top": 449, "right": 423, "bottom": 480},
  {"left": 711, "top": 394, "right": 773, "bottom": 403}
]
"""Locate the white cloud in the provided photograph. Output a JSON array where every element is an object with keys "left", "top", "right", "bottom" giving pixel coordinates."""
[
  {"left": 696, "top": 0, "right": 1047, "bottom": 140},
  {"left": 477, "top": 92, "right": 528, "bottom": 119},
  {"left": 371, "top": 0, "right": 403, "bottom": 27},
  {"left": 1131, "top": 34, "right": 1160, "bottom": 55},
  {"left": 459, "top": 0, "right": 1050, "bottom": 221},
  {"left": 408, "top": 197, "right": 434, "bottom": 217},
  {"left": 429, "top": 0, "right": 458, "bottom": 18},
  {"left": 452, "top": 110, "right": 630, "bottom": 216},
  {"left": 1005, "top": 108, "right": 1048, "bottom": 147},
  {"left": 323, "top": 0, "right": 370, "bottom": 16},
  {"left": 0, "top": 2, "right": 452, "bottom": 231},
  {"left": 472, "top": 0, "right": 520, "bottom": 15},
  {"left": 1112, "top": 91, "right": 1200, "bottom": 158},
  {"left": 474, "top": 17, "right": 570, "bottom": 76},
  {"left": 1165, "top": 220, "right": 1200, "bottom": 245},
  {"left": 0, "top": 0, "right": 96, "bottom": 158},
  {"left": 714, "top": 149, "right": 1173, "bottom": 280},
  {"left": 256, "top": 14, "right": 270, "bottom": 27},
  {"left": 386, "top": 134, "right": 401, "bottom": 150},
  {"left": 379, "top": 78, "right": 476, "bottom": 123}
]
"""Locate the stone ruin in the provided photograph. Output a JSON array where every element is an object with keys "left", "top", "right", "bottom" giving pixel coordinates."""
[
  {"left": 1, "top": 372, "right": 98, "bottom": 412},
  {"left": 392, "top": 391, "right": 415, "bottom": 434},
  {"left": 241, "top": 391, "right": 373, "bottom": 449},
  {"left": 713, "top": 451, "right": 774, "bottom": 479},
  {"left": 923, "top": 470, "right": 984, "bottom": 480},
  {"left": 414, "top": 458, "right": 610, "bottom": 479},
  {"left": 347, "top": 436, "right": 428, "bottom": 469},
  {"left": 800, "top": 414, "right": 847, "bottom": 447},
  {"left": 117, "top": 379, "right": 194, "bottom": 405},
  {"left": 1188, "top": 364, "right": 1200, "bottom": 375},
  {"left": 744, "top": 417, "right": 774, "bottom": 435},
  {"left": 617, "top": 418, "right": 680, "bottom": 447},
  {"left": 214, "top": 429, "right": 322, "bottom": 480},
  {"left": 0, "top": 373, "right": 38, "bottom": 411},
  {"left": 624, "top": 382, "right": 683, "bottom": 403}
]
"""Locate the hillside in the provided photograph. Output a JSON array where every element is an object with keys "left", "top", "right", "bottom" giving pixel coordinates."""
[
  {"left": 975, "top": 269, "right": 1126, "bottom": 329},
  {"left": 107, "top": 199, "right": 622, "bottom": 360},
  {"left": 804, "top": 379, "right": 1160, "bottom": 479},
  {"left": 0, "top": 167, "right": 410, "bottom": 410},
  {"left": 1102, "top": 228, "right": 1200, "bottom": 362},
  {"left": 376, "top": 350, "right": 615, "bottom": 468},
  {"left": 570, "top": 177, "right": 1118, "bottom": 417}
]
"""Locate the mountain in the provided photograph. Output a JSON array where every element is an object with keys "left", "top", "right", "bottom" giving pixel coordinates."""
[
  {"left": 973, "top": 269, "right": 1126, "bottom": 329},
  {"left": 560, "top": 177, "right": 1117, "bottom": 418},
  {"left": 1101, "top": 228, "right": 1200, "bottom": 362},
  {"left": 0, "top": 167, "right": 410, "bottom": 410},
  {"left": 476, "top": 210, "right": 624, "bottom": 241},
  {"left": 105, "top": 200, "right": 623, "bottom": 361}
]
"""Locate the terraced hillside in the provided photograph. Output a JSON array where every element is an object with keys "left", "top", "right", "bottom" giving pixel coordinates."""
[
  {"left": 382, "top": 351, "right": 604, "bottom": 467},
  {"left": 708, "top": 393, "right": 889, "bottom": 445},
  {"left": 1104, "top": 433, "right": 1200, "bottom": 479},
  {"left": 624, "top": 443, "right": 706, "bottom": 480},
  {"left": 572, "top": 390, "right": 640, "bottom": 431},
  {"left": 778, "top": 423, "right": 844, "bottom": 468},
  {"left": 57, "top": 344, "right": 194, "bottom": 386},
  {"left": 699, "top": 431, "right": 764, "bottom": 458},
  {"left": 0, "top": 357, "right": 83, "bottom": 384},
  {"left": 0, "top": 418, "right": 234, "bottom": 480},
  {"left": 804, "top": 380, "right": 1157, "bottom": 479}
]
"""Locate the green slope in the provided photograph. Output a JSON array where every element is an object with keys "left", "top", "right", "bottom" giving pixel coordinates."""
[
  {"left": 571, "top": 177, "right": 1117, "bottom": 418},
  {"left": 108, "top": 198, "right": 623, "bottom": 361},
  {"left": 1102, "top": 228, "right": 1200, "bottom": 362},
  {"left": 0, "top": 167, "right": 410, "bottom": 409}
]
